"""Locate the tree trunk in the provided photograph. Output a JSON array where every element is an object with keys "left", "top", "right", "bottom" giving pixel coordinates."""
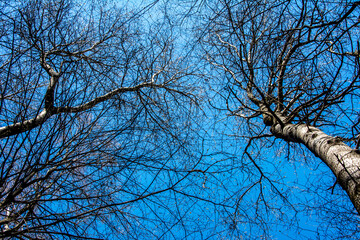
[{"left": 271, "top": 122, "right": 360, "bottom": 214}]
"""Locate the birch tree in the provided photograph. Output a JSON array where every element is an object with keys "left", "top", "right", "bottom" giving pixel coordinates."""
[
  {"left": 0, "top": 0, "right": 201, "bottom": 238},
  {"left": 202, "top": 0, "right": 360, "bottom": 216}
]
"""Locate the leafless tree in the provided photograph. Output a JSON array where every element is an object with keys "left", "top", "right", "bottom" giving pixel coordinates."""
[
  {"left": 200, "top": 0, "right": 360, "bottom": 237},
  {"left": 0, "top": 0, "right": 205, "bottom": 239}
]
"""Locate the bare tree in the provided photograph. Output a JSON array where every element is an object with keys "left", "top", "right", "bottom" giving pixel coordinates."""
[
  {"left": 200, "top": 0, "right": 360, "bottom": 235},
  {"left": 0, "top": 0, "right": 204, "bottom": 238}
]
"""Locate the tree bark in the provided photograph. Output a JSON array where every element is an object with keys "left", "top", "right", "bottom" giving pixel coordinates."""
[{"left": 271, "top": 122, "right": 360, "bottom": 214}]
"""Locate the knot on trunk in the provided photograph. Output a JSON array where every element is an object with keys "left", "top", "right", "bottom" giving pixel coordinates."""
[{"left": 263, "top": 114, "right": 273, "bottom": 126}]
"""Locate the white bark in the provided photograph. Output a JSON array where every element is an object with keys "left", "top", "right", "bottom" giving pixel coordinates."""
[
  {"left": 271, "top": 122, "right": 360, "bottom": 214},
  {"left": 0, "top": 109, "right": 50, "bottom": 139}
]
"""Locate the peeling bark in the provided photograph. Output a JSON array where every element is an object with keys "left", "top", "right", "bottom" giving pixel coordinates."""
[{"left": 271, "top": 122, "right": 360, "bottom": 214}]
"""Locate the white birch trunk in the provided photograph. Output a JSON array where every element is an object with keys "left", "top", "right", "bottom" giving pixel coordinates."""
[{"left": 271, "top": 123, "right": 360, "bottom": 214}]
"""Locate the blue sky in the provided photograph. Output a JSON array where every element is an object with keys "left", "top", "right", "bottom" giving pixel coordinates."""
[
  {"left": 125, "top": 1, "right": 360, "bottom": 239},
  {"left": 107, "top": 1, "right": 360, "bottom": 239},
  {"left": 1, "top": 0, "right": 359, "bottom": 239}
]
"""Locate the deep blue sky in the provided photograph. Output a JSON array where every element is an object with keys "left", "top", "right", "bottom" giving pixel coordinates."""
[{"left": 122, "top": 1, "right": 360, "bottom": 239}]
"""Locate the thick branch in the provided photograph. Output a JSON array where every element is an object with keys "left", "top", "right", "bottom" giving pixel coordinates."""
[
  {"left": 0, "top": 109, "right": 51, "bottom": 139},
  {"left": 0, "top": 82, "right": 164, "bottom": 139},
  {"left": 55, "top": 82, "right": 161, "bottom": 113}
]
